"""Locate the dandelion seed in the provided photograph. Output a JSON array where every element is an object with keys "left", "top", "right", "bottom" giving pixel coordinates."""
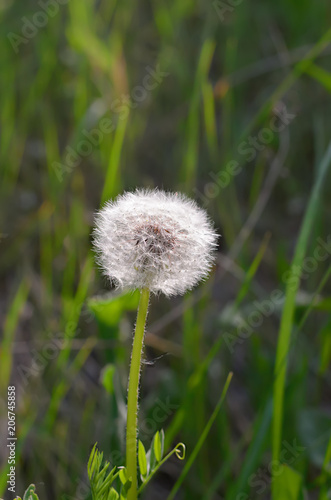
[{"left": 93, "top": 189, "right": 218, "bottom": 296}]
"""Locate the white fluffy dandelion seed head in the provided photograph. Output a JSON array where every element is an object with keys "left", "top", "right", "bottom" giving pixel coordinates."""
[{"left": 93, "top": 189, "right": 218, "bottom": 297}]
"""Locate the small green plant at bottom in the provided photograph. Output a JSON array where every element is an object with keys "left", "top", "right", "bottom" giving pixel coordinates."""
[
  {"left": 87, "top": 432, "right": 185, "bottom": 499},
  {"left": 10, "top": 484, "right": 40, "bottom": 500}
]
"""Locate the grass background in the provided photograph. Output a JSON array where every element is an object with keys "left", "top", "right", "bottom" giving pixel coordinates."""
[{"left": 1, "top": 0, "right": 331, "bottom": 498}]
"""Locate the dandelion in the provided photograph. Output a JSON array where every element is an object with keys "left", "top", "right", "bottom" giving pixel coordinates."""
[
  {"left": 93, "top": 189, "right": 218, "bottom": 296},
  {"left": 92, "top": 189, "right": 218, "bottom": 500}
]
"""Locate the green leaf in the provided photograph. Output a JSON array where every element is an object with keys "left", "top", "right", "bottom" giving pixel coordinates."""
[
  {"left": 153, "top": 430, "right": 165, "bottom": 463},
  {"left": 119, "top": 467, "right": 128, "bottom": 485},
  {"left": 88, "top": 291, "right": 140, "bottom": 330},
  {"left": 273, "top": 465, "right": 303, "bottom": 500},
  {"left": 148, "top": 433, "right": 158, "bottom": 471},
  {"left": 118, "top": 467, "right": 132, "bottom": 497},
  {"left": 23, "top": 484, "right": 39, "bottom": 500},
  {"left": 108, "top": 488, "right": 119, "bottom": 500},
  {"left": 138, "top": 442, "right": 186, "bottom": 495},
  {"left": 138, "top": 440, "right": 148, "bottom": 478},
  {"left": 88, "top": 443, "right": 98, "bottom": 479},
  {"left": 153, "top": 431, "right": 161, "bottom": 463},
  {"left": 87, "top": 444, "right": 120, "bottom": 500},
  {"left": 101, "top": 364, "right": 116, "bottom": 395}
]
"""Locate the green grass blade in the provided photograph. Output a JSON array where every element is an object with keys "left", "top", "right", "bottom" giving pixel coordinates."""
[
  {"left": 44, "top": 337, "right": 97, "bottom": 431},
  {"left": 234, "top": 231, "right": 271, "bottom": 309},
  {"left": 101, "top": 117, "right": 129, "bottom": 205},
  {"left": 305, "top": 63, "right": 331, "bottom": 93},
  {"left": 182, "top": 39, "right": 215, "bottom": 189},
  {"left": 226, "top": 398, "right": 272, "bottom": 500},
  {"left": 272, "top": 141, "right": 331, "bottom": 498},
  {"left": 318, "top": 433, "right": 331, "bottom": 499},
  {"left": 167, "top": 372, "right": 233, "bottom": 500},
  {"left": 0, "top": 278, "right": 29, "bottom": 393},
  {"left": 164, "top": 335, "right": 223, "bottom": 450},
  {"left": 241, "top": 27, "right": 331, "bottom": 139}
]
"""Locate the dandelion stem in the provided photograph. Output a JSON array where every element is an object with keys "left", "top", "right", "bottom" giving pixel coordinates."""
[{"left": 126, "top": 288, "right": 150, "bottom": 500}]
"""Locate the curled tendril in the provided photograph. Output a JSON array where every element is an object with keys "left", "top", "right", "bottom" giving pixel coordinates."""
[
  {"left": 175, "top": 443, "right": 185, "bottom": 460},
  {"left": 138, "top": 441, "right": 187, "bottom": 494}
]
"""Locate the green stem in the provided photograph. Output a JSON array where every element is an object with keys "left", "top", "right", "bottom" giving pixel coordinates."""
[{"left": 126, "top": 288, "right": 150, "bottom": 500}]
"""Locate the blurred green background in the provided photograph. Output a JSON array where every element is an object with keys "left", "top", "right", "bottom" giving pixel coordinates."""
[{"left": 1, "top": 0, "right": 331, "bottom": 498}]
